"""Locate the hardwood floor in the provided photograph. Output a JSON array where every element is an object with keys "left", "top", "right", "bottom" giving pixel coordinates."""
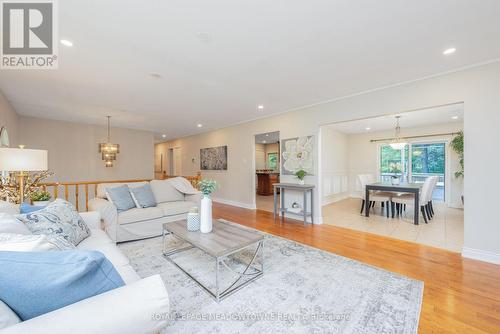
[{"left": 213, "top": 202, "right": 500, "bottom": 333}]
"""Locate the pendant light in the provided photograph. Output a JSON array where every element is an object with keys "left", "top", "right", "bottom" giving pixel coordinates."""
[
  {"left": 389, "top": 116, "right": 407, "bottom": 150},
  {"left": 98, "top": 116, "right": 120, "bottom": 167}
]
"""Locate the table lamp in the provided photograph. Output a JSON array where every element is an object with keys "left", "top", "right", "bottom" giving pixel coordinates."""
[{"left": 0, "top": 146, "right": 48, "bottom": 203}]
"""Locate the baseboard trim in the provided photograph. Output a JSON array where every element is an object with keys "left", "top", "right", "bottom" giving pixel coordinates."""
[
  {"left": 322, "top": 194, "right": 349, "bottom": 206},
  {"left": 462, "top": 247, "right": 500, "bottom": 265},
  {"left": 212, "top": 197, "right": 256, "bottom": 210}
]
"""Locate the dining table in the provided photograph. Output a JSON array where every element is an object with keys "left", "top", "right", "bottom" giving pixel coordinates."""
[{"left": 365, "top": 182, "right": 423, "bottom": 225}]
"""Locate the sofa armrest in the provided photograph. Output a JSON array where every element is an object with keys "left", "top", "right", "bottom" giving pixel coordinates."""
[
  {"left": 88, "top": 198, "right": 118, "bottom": 242},
  {"left": 2, "top": 275, "right": 170, "bottom": 334},
  {"left": 185, "top": 192, "right": 202, "bottom": 207},
  {"left": 79, "top": 211, "right": 101, "bottom": 230}
]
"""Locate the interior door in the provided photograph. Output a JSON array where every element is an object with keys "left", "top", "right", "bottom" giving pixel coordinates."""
[{"left": 173, "top": 147, "right": 182, "bottom": 176}]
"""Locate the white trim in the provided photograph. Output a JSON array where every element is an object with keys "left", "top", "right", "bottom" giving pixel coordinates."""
[
  {"left": 462, "top": 247, "right": 500, "bottom": 265},
  {"left": 322, "top": 194, "right": 349, "bottom": 206},
  {"left": 212, "top": 197, "right": 257, "bottom": 210}
]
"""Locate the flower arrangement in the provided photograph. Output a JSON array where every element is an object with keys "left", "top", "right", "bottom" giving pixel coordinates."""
[
  {"left": 389, "top": 162, "right": 402, "bottom": 175},
  {"left": 31, "top": 190, "right": 51, "bottom": 202},
  {"left": 198, "top": 179, "right": 218, "bottom": 197}
]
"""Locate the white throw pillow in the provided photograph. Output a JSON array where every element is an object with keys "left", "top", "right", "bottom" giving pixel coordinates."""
[
  {"left": 0, "top": 213, "right": 31, "bottom": 235},
  {"left": 0, "top": 201, "right": 19, "bottom": 215},
  {"left": 0, "top": 233, "right": 75, "bottom": 251},
  {"left": 0, "top": 300, "right": 20, "bottom": 330}
]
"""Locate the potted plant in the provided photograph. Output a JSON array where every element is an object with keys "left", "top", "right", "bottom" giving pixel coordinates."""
[
  {"left": 31, "top": 190, "right": 51, "bottom": 206},
  {"left": 450, "top": 131, "right": 464, "bottom": 204},
  {"left": 198, "top": 179, "right": 218, "bottom": 233},
  {"left": 389, "top": 162, "right": 402, "bottom": 185},
  {"left": 295, "top": 169, "right": 307, "bottom": 185}
]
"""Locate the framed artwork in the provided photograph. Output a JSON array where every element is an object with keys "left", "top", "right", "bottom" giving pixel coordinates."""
[
  {"left": 200, "top": 146, "right": 228, "bottom": 170},
  {"left": 268, "top": 152, "right": 278, "bottom": 171},
  {"left": 281, "top": 136, "right": 314, "bottom": 175}
]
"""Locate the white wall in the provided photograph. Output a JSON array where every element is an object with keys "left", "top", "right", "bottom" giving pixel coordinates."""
[
  {"left": 157, "top": 61, "right": 500, "bottom": 263},
  {"left": 321, "top": 127, "right": 349, "bottom": 205},
  {"left": 19, "top": 116, "right": 155, "bottom": 183},
  {"left": 0, "top": 92, "right": 19, "bottom": 147}
]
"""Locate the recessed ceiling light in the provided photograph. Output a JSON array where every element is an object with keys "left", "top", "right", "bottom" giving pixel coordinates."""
[
  {"left": 162, "top": 134, "right": 167, "bottom": 138},
  {"left": 262, "top": 140, "right": 266, "bottom": 144},
  {"left": 258, "top": 105, "right": 264, "bottom": 110},
  {"left": 443, "top": 47, "right": 456, "bottom": 55},
  {"left": 265, "top": 134, "right": 269, "bottom": 137},
  {"left": 365, "top": 127, "right": 371, "bottom": 131},
  {"left": 451, "top": 116, "right": 459, "bottom": 120},
  {"left": 197, "top": 124, "right": 203, "bottom": 128},
  {"left": 60, "top": 39, "right": 73, "bottom": 47}
]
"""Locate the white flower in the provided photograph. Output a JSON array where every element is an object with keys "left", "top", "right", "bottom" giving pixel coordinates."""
[{"left": 282, "top": 136, "right": 314, "bottom": 173}]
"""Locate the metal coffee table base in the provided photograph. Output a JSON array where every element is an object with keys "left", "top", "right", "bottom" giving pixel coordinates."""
[{"left": 162, "top": 232, "right": 264, "bottom": 302}]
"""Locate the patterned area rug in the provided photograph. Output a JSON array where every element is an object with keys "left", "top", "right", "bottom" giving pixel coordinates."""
[{"left": 118, "top": 221, "right": 423, "bottom": 333}]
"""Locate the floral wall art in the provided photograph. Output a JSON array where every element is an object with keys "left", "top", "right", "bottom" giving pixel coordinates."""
[{"left": 281, "top": 136, "right": 314, "bottom": 175}]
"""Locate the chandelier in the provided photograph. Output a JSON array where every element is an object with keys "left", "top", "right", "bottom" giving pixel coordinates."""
[
  {"left": 389, "top": 116, "right": 407, "bottom": 150},
  {"left": 99, "top": 116, "right": 120, "bottom": 167}
]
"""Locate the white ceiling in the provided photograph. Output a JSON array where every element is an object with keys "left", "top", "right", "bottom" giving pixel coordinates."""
[
  {"left": 326, "top": 104, "right": 464, "bottom": 134},
  {"left": 255, "top": 131, "right": 280, "bottom": 144},
  {"left": 1, "top": 1, "right": 499, "bottom": 141}
]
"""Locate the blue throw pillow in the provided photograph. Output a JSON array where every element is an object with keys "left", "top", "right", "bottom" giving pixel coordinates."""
[
  {"left": 130, "top": 184, "right": 157, "bottom": 208},
  {"left": 0, "top": 250, "right": 124, "bottom": 320},
  {"left": 106, "top": 185, "right": 136, "bottom": 212},
  {"left": 19, "top": 203, "right": 46, "bottom": 214}
]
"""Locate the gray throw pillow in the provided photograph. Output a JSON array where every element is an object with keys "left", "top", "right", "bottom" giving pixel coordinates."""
[
  {"left": 106, "top": 185, "right": 136, "bottom": 212},
  {"left": 130, "top": 184, "right": 157, "bottom": 208},
  {"left": 16, "top": 199, "right": 90, "bottom": 246}
]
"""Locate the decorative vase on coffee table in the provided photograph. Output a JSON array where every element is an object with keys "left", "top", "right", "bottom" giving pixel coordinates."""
[{"left": 200, "top": 195, "right": 212, "bottom": 233}]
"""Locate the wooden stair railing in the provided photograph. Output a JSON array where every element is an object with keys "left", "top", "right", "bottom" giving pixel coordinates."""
[{"left": 40, "top": 172, "right": 202, "bottom": 212}]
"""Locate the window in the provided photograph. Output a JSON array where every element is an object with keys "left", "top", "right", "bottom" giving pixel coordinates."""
[
  {"left": 268, "top": 152, "right": 278, "bottom": 170},
  {"left": 379, "top": 142, "right": 446, "bottom": 201}
]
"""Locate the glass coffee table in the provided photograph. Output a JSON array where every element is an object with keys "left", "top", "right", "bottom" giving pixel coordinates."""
[{"left": 162, "top": 219, "right": 264, "bottom": 302}]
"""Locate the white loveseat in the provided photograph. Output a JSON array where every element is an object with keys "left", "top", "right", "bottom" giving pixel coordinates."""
[
  {"left": 1, "top": 211, "right": 170, "bottom": 334},
  {"left": 89, "top": 178, "right": 202, "bottom": 243}
]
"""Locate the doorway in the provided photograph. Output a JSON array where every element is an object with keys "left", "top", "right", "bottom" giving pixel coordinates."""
[{"left": 254, "top": 131, "right": 280, "bottom": 211}]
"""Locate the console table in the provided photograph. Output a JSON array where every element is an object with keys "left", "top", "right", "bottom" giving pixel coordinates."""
[{"left": 273, "top": 183, "right": 315, "bottom": 225}]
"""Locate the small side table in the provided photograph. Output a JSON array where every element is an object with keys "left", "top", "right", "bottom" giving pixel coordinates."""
[{"left": 273, "top": 183, "right": 315, "bottom": 225}]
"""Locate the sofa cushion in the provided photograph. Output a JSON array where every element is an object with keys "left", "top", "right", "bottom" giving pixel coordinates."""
[
  {"left": 130, "top": 184, "right": 157, "bottom": 208},
  {"left": 16, "top": 199, "right": 91, "bottom": 246},
  {"left": 0, "top": 233, "right": 75, "bottom": 251},
  {"left": 116, "top": 264, "right": 141, "bottom": 284},
  {"left": 0, "top": 213, "right": 30, "bottom": 235},
  {"left": 0, "top": 250, "right": 125, "bottom": 320},
  {"left": 117, "top": 207, "right": 164, "bottom": 225},
  {"left": 78, "top": 243, "right": 130, "bottom": 268},
  {"left": 0, "top": 201, "right": 19, "bottom": 215},
  {"left": 0, "top": 300, "right": 20, "bottom": 330},
  {"left": 96, "top": 182, "right": 148, "bottom": 199},
  {"left": 76, "top": 229, "right": 112, "bottom": 250},
  {"left": 106, "top": 185, "right": 136, "bottom": 212},
  {"left": 157, "top": 201, "right": 197, "bottom": 217},
  {"left": 150, "top": 179, "right": 184, "bottom": 203}
]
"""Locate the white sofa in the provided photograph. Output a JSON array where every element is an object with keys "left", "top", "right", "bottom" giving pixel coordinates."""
[
  {"left": 1, "top": 211, "right": 170, "bottom": 334},
  {"left": 89, "top": 178, "right": 202, "bottom": 243}
]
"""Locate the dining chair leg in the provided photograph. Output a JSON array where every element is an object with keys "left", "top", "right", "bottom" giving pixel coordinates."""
[
  {"left": 429, "top": 201, "right": 435, "bottom": 216},
  {"left": 403, "top": 204, "right": 406, "bottom": 211},
  {"left": 421, "top": 206, "right": 429, "bottom": 224},
  {"left": 386, "top": 201, "right": 390, "bottom": 218},
  {"left": 371, "top": 201, "right": 375, "bottom": 208},
  {"left": 391, "top": 201, "right": 395, "bottom": 218},
  {"left": 360, "top": 199, "right": 365, "bottom": 214},
  {"left": 425, "top": 204, "right": 432, "bottom": 220},
  {"left": 396, "top": 203, "right": 401, "bottom": 216}
]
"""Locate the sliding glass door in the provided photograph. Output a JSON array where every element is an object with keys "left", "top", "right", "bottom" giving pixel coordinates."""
[{"left": 380, "top": 142, "right": 446, "bottom": 201}]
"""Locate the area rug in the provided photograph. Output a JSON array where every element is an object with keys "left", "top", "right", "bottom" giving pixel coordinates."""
[{"left": 118, "top": 221, "right": 423, "bottom": 333}]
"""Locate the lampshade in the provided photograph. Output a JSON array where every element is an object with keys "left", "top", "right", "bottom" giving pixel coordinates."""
[{"left": 0, "top": 147, "right": 48, "bottom": 171}]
